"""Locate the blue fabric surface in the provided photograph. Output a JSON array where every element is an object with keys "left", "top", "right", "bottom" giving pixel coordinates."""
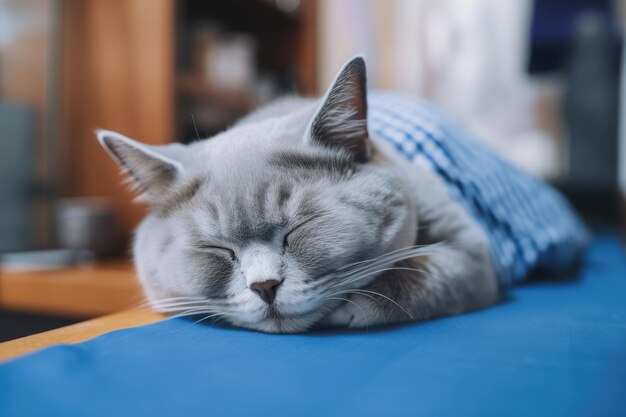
[
  {"left": 370, "top": 91, "right": 588, "bottom": 285},
  {"left": 2, "top": 237, "right": 625, "bottom": 417}
]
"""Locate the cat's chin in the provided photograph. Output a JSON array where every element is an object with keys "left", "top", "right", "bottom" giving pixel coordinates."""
[
  {"left": 222, "top": 297, "right": 346, "bottom": 334},
  {"left": 229, "top": 307, "right": 329, "bottom": 334},
  {"left": 231, "top": 317, "right": 311, "bottom": 334}
]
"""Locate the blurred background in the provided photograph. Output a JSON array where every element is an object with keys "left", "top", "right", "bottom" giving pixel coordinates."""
[{"left": 0, "top": 0, "right": 624, "bottom": 340}]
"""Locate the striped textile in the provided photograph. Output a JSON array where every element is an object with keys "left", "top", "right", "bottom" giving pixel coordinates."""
[{"left": 369, "top": 91, "right": 588, "bottom": 286}]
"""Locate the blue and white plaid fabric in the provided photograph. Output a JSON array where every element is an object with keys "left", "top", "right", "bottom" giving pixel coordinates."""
[{"left": 369, "top": 91, "right": 588, "bottom": 286}]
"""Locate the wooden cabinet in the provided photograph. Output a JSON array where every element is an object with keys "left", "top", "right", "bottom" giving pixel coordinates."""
[
  {"left": 60, "top": 0, "right": 317, "bottom": 244},
  {"left": 61, "top": 0, "right": 176, "bottom": 240}
]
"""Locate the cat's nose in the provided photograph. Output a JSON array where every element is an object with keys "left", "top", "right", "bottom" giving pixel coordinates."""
[{"left": 250, "top": 279, "right": 282, "bottom": 304}]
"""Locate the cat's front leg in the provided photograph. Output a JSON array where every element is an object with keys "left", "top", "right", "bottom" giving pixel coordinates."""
[{"left": 321, "top": 243, "right": 499, "bottom": 329}]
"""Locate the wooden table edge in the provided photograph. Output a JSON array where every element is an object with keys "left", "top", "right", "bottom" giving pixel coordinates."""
[{"left": 0, "top": 308, "right": 165, "bottom": 362}]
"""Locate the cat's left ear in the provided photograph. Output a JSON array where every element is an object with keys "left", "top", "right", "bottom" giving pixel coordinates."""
[
  {"left": 308, "top": 56, "right": 370, "bottom": 163},
  {"left": 97, "top": 130, "right": 185, "bottom": 202}
]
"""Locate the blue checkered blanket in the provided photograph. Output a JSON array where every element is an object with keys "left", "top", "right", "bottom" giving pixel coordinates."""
[{"left": 369, "top": 91, "right": 588, "bottom": 285}]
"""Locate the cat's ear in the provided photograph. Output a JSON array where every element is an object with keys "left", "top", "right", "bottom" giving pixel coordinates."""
[
  {"left": 96, "top": 130, "right": 184, "bottom": 202},
  {"left": 308, "top": 56, "right": 370, "bottom": 162}
]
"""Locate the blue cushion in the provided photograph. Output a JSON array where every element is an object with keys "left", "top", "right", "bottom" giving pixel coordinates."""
[{"left": 1, "top": 236, "right": 625, "bottom": 417}]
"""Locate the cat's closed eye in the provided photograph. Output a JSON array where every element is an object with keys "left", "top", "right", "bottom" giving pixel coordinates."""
[
  {"left": 192, "top": 242, "right": 237, "bottom": 262},
  {"left": 283, "top": 217, "right": 319, "bottom": 248}
]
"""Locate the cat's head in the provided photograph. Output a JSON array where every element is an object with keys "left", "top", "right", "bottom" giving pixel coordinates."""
[{"left": 98, "top": 57, "right": 416, "bottom": 333}]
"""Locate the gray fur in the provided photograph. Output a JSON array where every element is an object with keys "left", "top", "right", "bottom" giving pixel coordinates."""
[{"left": 97, "top": 56, "right": 498, "bottom": 333}]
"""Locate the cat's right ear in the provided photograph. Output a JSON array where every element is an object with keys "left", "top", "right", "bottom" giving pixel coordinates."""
[
  {"left": 96, "top": 130, "right": 184, "bottom": 202},
  {"left": 307, "top": 56, "right": 370, "bottom": 162}
]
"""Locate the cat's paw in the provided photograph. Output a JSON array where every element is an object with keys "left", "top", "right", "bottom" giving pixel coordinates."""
[
  {"left": 320, "top": 297, "right": 376, "bottom": 329},
  {"left": 320, "top": 304, "right": 356, "bottom": 327}
]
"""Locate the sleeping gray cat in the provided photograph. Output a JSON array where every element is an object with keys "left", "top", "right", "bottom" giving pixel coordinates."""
[{"left": 97, "top": 57, "right": 500, "bottom": 333}]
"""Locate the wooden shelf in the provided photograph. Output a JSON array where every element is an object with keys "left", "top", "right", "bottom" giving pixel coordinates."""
[
  {"left": 0, "top": 261, "right": 144, "bottom": 319},
  {"left": 0, "top": 308, "right": 164, "bottom": 362},
  {"left": 178, "top": 73, "right": 258, "bottom": 113},
  {"left": 60, "top": 0, "right": 317, "bottom": 242}
]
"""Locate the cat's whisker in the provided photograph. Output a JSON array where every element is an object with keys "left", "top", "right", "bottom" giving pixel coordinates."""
[
  {"left": 147, "top": 294, "right": 242, "bottom": 313},
  {"left": 323, "top": 286, "right": 413, "bottom": 320},
  {"left": 150, "top": 300, "right": 228, "bottom": 312},
  {"left": 150, "top": 301, "right": 210, "bottom": 309},
  {"left": 334, "top": 245, "right": 439, "bottom": 278},
  {"left": 344, "top": 266, "right": 428, "bottom": 285},
  {"left": 153, "top": 306, "right": 217, "bottom": 315},
  {"left": 190, "top": 312, "right": 232, "bottom": 326},
  {"left": 125, "top": 294, "right": 150, "bottom": 310},
  {"left": 335, "top": 244, "right": 432, "bottom": 272},
  {"left": 149, "top": 296, "right": 207, "bottom": 303},
  {"left": 332, "top": 266, "right": 428, "bottom": 289},
  {"left": 148, "top": 299, "right": 210, "bottom": 306},
  {"left": 311, "top": 247, "right": 433, "bottom": 291},
  {"left": 356, "top": 242, "right": 444, "bottom": 267},
  {"left": 324, "top": 289, "right": 382, "bottom": 307},
  {"left": 149, "top": 300, "right": 233, "bottom": 310},
  {"left": 210, "top": 314, "right": 229, "bottom": 326},
  {"left": 166, "top": 307, "right": 228, "bottom": 320},
  {"left": 151, "top": 305, "right": 213, "bottom": 313},
  {"left": 312, "top": 253, "right": 429, "bottom": 291},
  {"left": 134, "top": 296, "right": 208, "bottom": 309},
  {"left": 348, "top": 289, "right": 413, "bottom": 319}
]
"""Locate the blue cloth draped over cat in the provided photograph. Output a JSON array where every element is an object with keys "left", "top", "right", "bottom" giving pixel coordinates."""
[{"left": 369, "top": 91, "right": 588, "bottom": 286}]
